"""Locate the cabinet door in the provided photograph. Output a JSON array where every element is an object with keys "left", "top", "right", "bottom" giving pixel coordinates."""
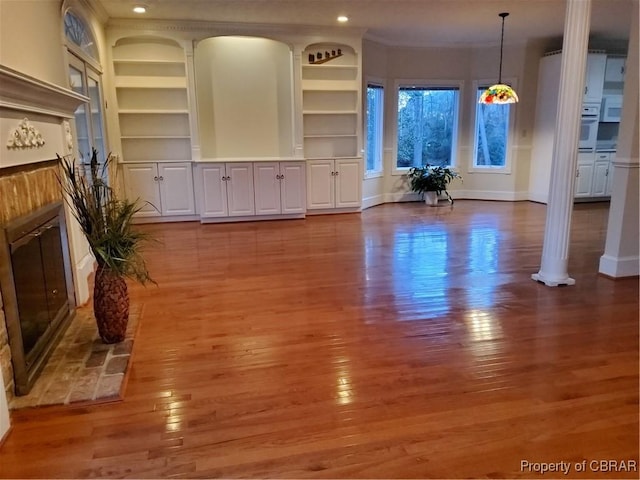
[
  {"left": 122, "top": 163, "right": 161, "bottom": 217},
  {"left": 584, "top": 54, "right": 606, "bottom": 104},
  {"left": 575, "top": 164, "right": 594, "bottom": 197},
  {"left": 591, "top": 161, "right": 609, "bottom": 197},
  {"left": 606, "top": 156, "right": 615, "bottom": 196},
  {"left": 158, "top": 163, "right": 195, "bottom": 215},
  {"left": 280, "top": 162, "right": 306, "bottom": 214},
  {"left": 253, "top": 162, "right": 281, "bottom": 215},
  {"left": 226, "top": 163, "right": 255, "bottom": 216},
  {"left": 199, "top": 164, "right": 228, "bottom": 217},
  {"left": 335, "top": 158, "right": 362, "bottom": 208},
  {"left": 307, "top": 159, "right": 334, "bottom": 209},
  {"left": 604, "top": 57, "right": 625, "bottom": 83}
]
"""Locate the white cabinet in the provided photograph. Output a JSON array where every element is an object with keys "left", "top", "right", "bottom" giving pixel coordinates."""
[
  {"left": 307, "top": 158, "right": 362, "bottom": 210},
  {"left": 606, "top": 153, "right": 616, "bottom": 196},
  {"left": 123, "top": 162, "right": 195, "bottom": 217},
  {"left": 302, "top": 43, "right": 360, "bottom": 159},
  {"left": 197, "top": 163, "right": 255, "bottom": 218},
  {"left": 591, "top": 152, "right": 615, "bottom": 198},
  {"left": 591, "top": 160, "right": 609, "bottom": 197},
  {"left": 584, "top": 53, "right": 606, "bottom": 104},
  {"left": 253, "top": 162, "right": 306, "bottom": 215},
  {"left": 112, "top": 36, "right": 192, "bottom": 163},
  {"left": 604, "top": 57, "right": 626, "bottom": 83},
  {"left": 575, "top": 163, "right": 594, "bottom": 198}
]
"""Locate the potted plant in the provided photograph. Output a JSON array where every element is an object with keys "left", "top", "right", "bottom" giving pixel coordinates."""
[
  {"left": 58, "top": 148, "right": 154, "bottom": 344},
  {"left": 407, "top": 164, "right": 462, "bottom": 206}
]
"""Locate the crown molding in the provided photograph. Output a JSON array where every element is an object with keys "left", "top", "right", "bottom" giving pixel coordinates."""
[
  {"left": 82, "top": 0, "right": 109, "bottom": 24},
  {"left": 106, "top": 17, "right": 367, "bottom": 40}
]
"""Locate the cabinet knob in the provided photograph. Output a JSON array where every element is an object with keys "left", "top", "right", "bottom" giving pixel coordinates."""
[
  {"left": 335, "top": 171, "right": 339, "bottom": 176},
  {"left": 154, "top": 176, "right": 158, "bottom": 181},
  {"left": 576, "top": 170, "right": 580, "bottom": 177},
  {"left": 159, "top": 176, "right": 164, "bottom": 181}
]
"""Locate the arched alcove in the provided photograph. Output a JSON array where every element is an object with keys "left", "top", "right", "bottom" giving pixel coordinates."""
[{"left": 194, "top": 36, "right": 293, "bottom": 159}]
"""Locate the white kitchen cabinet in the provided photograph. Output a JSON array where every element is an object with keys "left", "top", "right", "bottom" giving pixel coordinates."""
[
  {"left": 307, "top": 158, "right": 362, "bottom": 210},
  {"left": 591, "top": 160, "right": 609, "bottom": 197},
  {"left": 123, "top": 162, "right": 195, "bottom": 217},
  {"left": 197, "top": 163, "right": 255, "bottom": 218},
  {"left": 584, "top": 53, "right": 606, "bottom": 104},
  {"left": 253, "top": 162, "right": 306, "bottom": 215},
  {"left": 604, "top": 56, "right": 626, "bottom": 83},
  {"left": 605, "top": 153, "right": 616, "bottom": 196},
  {"left": 575, "top": 163, "right": 594, "bottom": 198}
]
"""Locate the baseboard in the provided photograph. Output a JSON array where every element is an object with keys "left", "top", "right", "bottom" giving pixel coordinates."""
[
  {"left": 362, "top": 194, "right": 385, "bottom": 210},
  {"left": 527, "top": 191, "right": 549, "bottom": 204},
  {"left": 200, "top": 213, "right": 306, "bottom": 223},
  {"left": 599, "top": 254, "right": 640, "bottom": 278},
  {"left": 384, "top": 190, "right": 529, "bottom": 204},
  {"left": 454, "top": 190, "right": 530, "bottom": 201},
  {"left": 132, "top": 215, "right": 200, "bottom": 224},
  {"left": 74, "top": 253, "right": 94, "bottom": 306}
]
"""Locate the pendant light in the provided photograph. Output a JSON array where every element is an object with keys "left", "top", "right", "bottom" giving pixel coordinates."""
[{"left": 479, "top": 12, "right": 519, "bottom": 104}]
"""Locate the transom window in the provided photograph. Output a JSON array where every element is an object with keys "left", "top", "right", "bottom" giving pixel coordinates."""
[
  {"left": 473, "top": 86, "right": 511, "bottom": 169},
  {"left": 396, "top": 85, "right": 460, "bottom": 168},
  {"left": 64, "top": 11, "right": 98, "bottom": 61}
]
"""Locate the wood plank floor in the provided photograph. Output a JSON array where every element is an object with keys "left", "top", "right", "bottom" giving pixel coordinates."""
[{"left": 1, "top": 200, "right": 638, "bottom": 479}]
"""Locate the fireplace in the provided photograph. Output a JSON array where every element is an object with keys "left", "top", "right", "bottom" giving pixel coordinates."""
[{"left": 0, "top": 201, "right": 75, "bottom": 395}]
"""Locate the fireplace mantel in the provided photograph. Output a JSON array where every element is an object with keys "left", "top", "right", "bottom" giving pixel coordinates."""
[
  {"left": 0, "top": 65, "right": 88, "bottom": 170},
  {"left": 0, "top": 65, "right": 87, "bottom": 119}
]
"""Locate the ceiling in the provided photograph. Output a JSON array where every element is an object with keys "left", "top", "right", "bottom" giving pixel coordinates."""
[{"left": 97, "top": 0, "right": 634, "bottom": 47}]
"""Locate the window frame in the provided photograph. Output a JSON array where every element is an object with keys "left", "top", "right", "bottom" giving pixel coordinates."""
[
  {"left": 469, "top": 78, "right": 517, "bottom": 175},
  {"left": 392, "top": 79, "right": 464, "bottom": 176},
  {"left": 63, "top": 8, "right": 107, "bottom": 163},
  {"left": 364, "top": 77, "right": 385, "bottom": 179}
]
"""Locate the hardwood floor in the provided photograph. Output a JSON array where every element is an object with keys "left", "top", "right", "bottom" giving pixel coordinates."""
[{"left": 1, "top": 200, "right": 638, "bottom": 479}]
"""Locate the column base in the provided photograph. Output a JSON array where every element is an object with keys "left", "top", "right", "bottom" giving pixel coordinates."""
[{"left": 531, "top": 272, "right": 576, "bottom": 287}]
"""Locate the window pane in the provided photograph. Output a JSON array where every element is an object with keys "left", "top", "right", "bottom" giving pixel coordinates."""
[
  {"left": 64, "top": 11, "right": 99, "bottom": 61},
  {"left": 88, "top": 75, "right": 106, "bottom": 162},
  {"left": 69, "top": 65, "right": 91, "bottom": 160},
  {"left": 397, "top": 87, "right": 458, "bottom": 168},
  {"left": 474, "top": 87, "right": 509, "bottom": 167},
  {"left": 366, "top": 85, "right": 384, "bottom": 173}
]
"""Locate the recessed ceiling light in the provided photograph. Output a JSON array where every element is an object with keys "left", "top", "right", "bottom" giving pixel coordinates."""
[
  {"left": 133, "top": 5, "right": 147, "bottom": 14},
  {"left": 337, "top": 15, "right": 349, "bottom": 23}
]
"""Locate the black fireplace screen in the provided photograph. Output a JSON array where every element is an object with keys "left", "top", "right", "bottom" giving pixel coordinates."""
[{"left": 0, "top": 202, "right": 75, "bottom": 395}]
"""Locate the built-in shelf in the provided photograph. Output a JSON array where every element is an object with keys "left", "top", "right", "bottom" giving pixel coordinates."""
[
  {"left": 113, "top": 36, "right": 192, "bottom": 164},
  {"left": 301, "top": 43, "right": 360, "bottom": 160},
  {"left": 119, "top": 109, "right": 189, "bottom": 115},
  {"left": 303, "top": 110, "right": 357, "bottom": 115}
]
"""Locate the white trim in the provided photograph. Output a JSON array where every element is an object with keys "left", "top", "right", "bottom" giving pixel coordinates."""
[
  {"left": 0, "top": 65, "right": 87, "bottom": 118},
  {"left": 391, "top": 78, "right": 465, "bottom": 175},
  {"left": 599, "top": 254, "right": 640, "bottom": 278},
  {"left": 362, "top": 193, "right": 385, "bottom": 209},
  {"left": 73, "top": 253, "right": 95, "bottom": 306}
]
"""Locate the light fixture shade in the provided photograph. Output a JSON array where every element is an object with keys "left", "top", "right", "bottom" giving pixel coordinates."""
[{"left": 479, "top": 83, "right": 519, "bottom": 104}]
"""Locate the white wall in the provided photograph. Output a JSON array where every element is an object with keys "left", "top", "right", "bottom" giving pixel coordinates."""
[
  {"left": 0, "top": 0, "right": 67, "bottom": 85},
  {"left": 195, "top": 36, "right": 294, "bottom": 159}
]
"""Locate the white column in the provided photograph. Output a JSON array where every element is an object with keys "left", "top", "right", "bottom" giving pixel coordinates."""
[
  {"left": 599, "top": 4, "right": 639, "bottom": 277},
  {"left": 532, "top": 0, "right": 591, "bottom": 287}
]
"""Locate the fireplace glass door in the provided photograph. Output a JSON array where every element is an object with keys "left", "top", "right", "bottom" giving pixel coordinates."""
[{"left": 10, "top": 217, "right": 69, "bottom": 368}]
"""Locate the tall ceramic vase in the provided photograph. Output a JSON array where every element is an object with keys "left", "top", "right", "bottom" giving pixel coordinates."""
[
  {"left": 93, "top": 264, "right": 129, "bottom": 344},
  {"left": 424, "top": 191, "right": 439, "bottom": 206}
]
